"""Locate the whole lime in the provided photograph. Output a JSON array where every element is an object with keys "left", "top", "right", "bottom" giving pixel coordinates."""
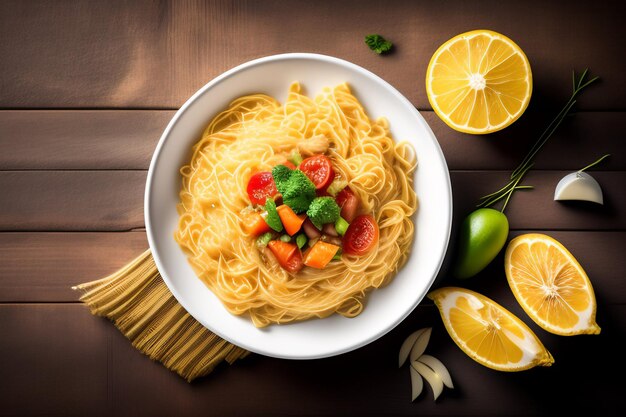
[{"left": 453, "top": 208, "right": 509, "bottom": 279}]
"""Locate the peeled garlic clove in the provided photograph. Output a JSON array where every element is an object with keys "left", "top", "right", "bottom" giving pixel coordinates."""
[
  {"left": 409, "top": 327, "right": 432, "bottom": 363},
  {"left": 410, "top": 365, "right": 424, "bottom": 401},
  {"left": 412, "top": 361, "right": 444, "bottom": 401},
  {"left": 554, "top": 172, "right": 603, "bottom": 204},
  {"left": 399, "top": 328, "right": 427, "bottom": 367},
  {"left": 418, "top": 354, "right": 454, "bottom": 389}
]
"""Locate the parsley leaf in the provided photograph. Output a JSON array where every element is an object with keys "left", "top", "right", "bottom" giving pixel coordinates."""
[{"left": 365, "top": 34, "right": 393, "bottom": 54}]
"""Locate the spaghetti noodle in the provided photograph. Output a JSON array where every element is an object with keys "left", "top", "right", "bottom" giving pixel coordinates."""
[{"left": 175, "top": 83, "right": 417, "bottom": 327}]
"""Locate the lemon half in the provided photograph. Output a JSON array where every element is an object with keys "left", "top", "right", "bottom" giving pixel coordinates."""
[
  {"left": 505, "top": 234, "right": 601, "bottom": 336},
  {"left": 426, "top": 30, "right": 532, "bottom": 134}
]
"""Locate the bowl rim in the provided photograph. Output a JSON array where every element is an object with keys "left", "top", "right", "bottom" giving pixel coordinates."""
[{"left": 144, "top": 52, "right": 452, "bottom": 359}]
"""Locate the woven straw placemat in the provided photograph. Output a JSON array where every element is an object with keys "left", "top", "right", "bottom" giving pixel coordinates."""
[{"left": 73, "top": 249, "right": 249, "bottom": 382}]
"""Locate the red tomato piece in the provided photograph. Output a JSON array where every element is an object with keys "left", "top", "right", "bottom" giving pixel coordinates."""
[
  {"left": 343, "top": 215, "right": 379, "bottom": 256},
  {"left": 335, "top": 187, "right": 359, "bottom": 222},
  {"left": 299, "top": 155, "right": 334, "bottom": 190},
  {"left": 246, "top": 172, "right": 277, "bottom": 205},
  {"left": 284, "top": 248, "right": 304, "bottom": 273}
]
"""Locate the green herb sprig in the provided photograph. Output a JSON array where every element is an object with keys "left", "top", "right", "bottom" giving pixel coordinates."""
[
  {"left": 578, "top": 154, "right": 610, "bottom": 173},
  {"left": 477, "top": 69, "right": 599, "bottom": 212},
  {"left": 365, "top": 34, "right": 393, "bottom": 54}
]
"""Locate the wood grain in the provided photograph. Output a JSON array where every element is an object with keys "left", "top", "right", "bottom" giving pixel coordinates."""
[
  {"left": 0, "top": 0, "right": 623, "bottom": 110},
  {"left": 0, "top": 304, "right": 109, "bottom": 417},
  {"left": 0, "top": 170, "right": 623, "bottom": 231},
  {"left": 0, "top": 230, "right": 622, "bottom": 305},
  {"left": 1, "top": 303, "right": 622, "bottom": 416},
  {"left": 0, "top": 171, "right": 145, "bottom": 231},
  {"left": 0, "top": 232, "right": 148, "bottom": 302},
  {"left": 0, "top": 111, "right": 172, "bottom": 170},
  {"left": 1, "top": 110, "right": 623, "bottom": 171}
]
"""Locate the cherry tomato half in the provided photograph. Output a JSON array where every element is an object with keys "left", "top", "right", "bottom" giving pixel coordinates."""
[
  {"left": 246, "top": 171, "right": 277, "bottom": 205},
  {"left": 335, "top": 187, "right": 359, "bottom": 222},
  {"left": 299, "top": 155, "right": 334, "bottom": 190},
  {"left": 343, "top": 215, "right": 379, "bottom": 256}
]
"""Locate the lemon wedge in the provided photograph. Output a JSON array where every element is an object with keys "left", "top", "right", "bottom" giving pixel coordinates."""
[
  {"left": 426, "top": 30, "right": 532, "bottom": 134},
  {"left": 428, "top": 287, "right": 553, "bottom": 371},
  {"left": 505, "top": 233, "right": 601, "bottom": 335}
]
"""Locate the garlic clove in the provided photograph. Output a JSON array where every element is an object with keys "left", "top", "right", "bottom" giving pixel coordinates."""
[
  {"left": 412, "top": 361, "right": 444, "bottom": 401},
  {"left": 409, "top": 327, "right": 432, "bottom": 363},
  {"left": 399, "top": 328, "right": 427, "bottom": 367},
  {"left": 410, "top": 365, "right": 424, "bottom": 401},
  {"left": 554, "top": 172, "right": 603, "bottom": 204},
  {"left": 418, "top": 354, "right": 454, "bottom": 389}
]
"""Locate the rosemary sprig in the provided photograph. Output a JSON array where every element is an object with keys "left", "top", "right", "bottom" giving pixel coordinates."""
[{"left": 477, "top": 69, "right": 599, "bottom": 211}]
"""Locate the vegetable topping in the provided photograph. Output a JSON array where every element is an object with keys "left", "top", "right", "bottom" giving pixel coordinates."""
[
  {"left": 343, "top": 215, "right": 379, "bottom": 255},
  {"left": 335, "top": 187, "right": 359, "bottom": 222},
  {"left": 299, "top": 155, "right": 335, "bottom": 190},
  {"left": 264, "top": 199, "right": 283, "bottom": 232},
  {"left": 268, "top": 240, "right": 303, "bottom": 273},
  {"left": 242, "top": 212, "right": 271, "bottom": 236},
  {"left": 244, "top": 154, "right": 379, "bottom": 272},
  {"left": 303, "top": 241, "right": 340, "bottom": 269},
  {"left": 277, "top": 204, "right": 306, "bottom": 236},
  {"left": 307, "top": 197, "right": 340, "bottom": 229},
  {"left": 246, "top": 172, "right": 277, "bottom": 205}
]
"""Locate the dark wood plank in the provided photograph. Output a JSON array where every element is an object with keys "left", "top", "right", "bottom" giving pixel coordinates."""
[
  {"left": 0, "top": 304, "right": 109, "bottom": 417},
  {"left": 3, "top": 303, "right": 620, "bottom": 416},
  {"left": 0, "top": 170, "right": 623, "bottom": 231},
  {"left": 452, "top": 170, "right": 626, "bottom": 231},
  {"left": 0, "top": 232, "right": 148, "bottom": 302},
  {"left": 0, "top": 231, "right": 622, "bottom": 305},
  {"left": 1, "top": 110, "right": 623, "bottom": 171},
  {"left": 0, "top": 111, "right": 172, "bottom": 170},
  {"left": 0, "top": 171, "right": 145, "bottom": 231},
  {"left": 0, "top": 0, "right": 623, "bottom": 110},
  {"left": 426, "top": 111, "right": 626, "bottom": 171}
]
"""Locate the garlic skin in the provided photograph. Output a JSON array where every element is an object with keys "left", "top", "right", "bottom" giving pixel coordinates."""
[
  {"left": 399, "top": 327, "right": 453, "bottom": 402},
  {"left": 554, "top": 172, "right": 603, "bottom": 204}
]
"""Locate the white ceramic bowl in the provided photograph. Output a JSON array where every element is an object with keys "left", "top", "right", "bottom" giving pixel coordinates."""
[{"left": 145, "top": 53, "right": 452, "bottom": 359}]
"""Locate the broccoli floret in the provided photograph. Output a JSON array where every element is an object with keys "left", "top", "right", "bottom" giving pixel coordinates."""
[
  {"left": 264, "top": 199, "right": 283, "bottom": 232},
  {"left": 272, "top": 164, "right": 293, "bottom": 194},
  {"left": 282, "top": 170, "right": 316, "bottom": 213},
  {"left": 307, "top": 197, "right": 340, "bottom": 229}
]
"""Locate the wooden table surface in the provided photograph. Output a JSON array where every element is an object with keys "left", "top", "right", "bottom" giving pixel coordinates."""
[{"left": 1, "top": 1, "right": 624, "bottom": 416}]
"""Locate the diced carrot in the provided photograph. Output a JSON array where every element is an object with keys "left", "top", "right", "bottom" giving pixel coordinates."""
[
  {"left": 268, "top": 240, "right": 298, "bottom": 270},
  {"left": 283, "top": 248, "right": 304, "bottom": 273},
  {"left": 303, "top": 241, "right": 340, "bottom": 269},
  {"left": 277, "top": 205, "right": 306, "bottom": 235},
  {"left": 241, "top": 212, "right": 271, "bottom": 236}
]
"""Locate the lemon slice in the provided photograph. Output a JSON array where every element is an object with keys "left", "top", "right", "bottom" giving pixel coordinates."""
[
  {"left": 505, "top": 233, "right": 601, "bottom": 335},
  {"left": 426, "top": 30, "right": 532, "bottom": 134},
  {"left": 428, "top": 287, "right": 553, "bottom": 371}
]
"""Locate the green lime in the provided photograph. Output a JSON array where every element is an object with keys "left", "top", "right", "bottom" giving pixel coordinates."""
[{"left": 453, "top": 208, "right": 509, "bottom": 279}]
